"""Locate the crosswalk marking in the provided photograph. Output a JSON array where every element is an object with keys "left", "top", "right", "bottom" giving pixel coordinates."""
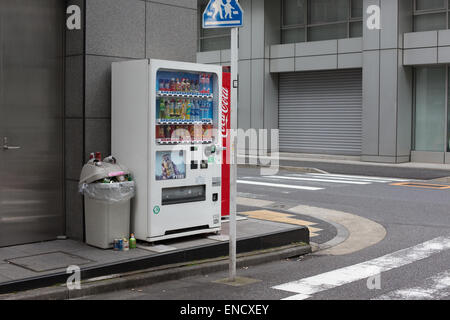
[
  {"left": 236, "top": 180, "right": 323, "bottom": 191},
  {"left": 304, "top": 173, "right": 410, "bottom": 182},
  {"left": 298, "top": 174, "right": 392, "bottom": 183},
  {"left": 373, "top": 270, "right": 450, "bottom": 300},
  {"left": 272, "top": 236, "right": 450, "bottom": 300},
  {"left": 266, "top": 175, "right": 371, "bottom": 185},
  {"left": 238, "top": 173, "right": 411, "bottom": 192}
]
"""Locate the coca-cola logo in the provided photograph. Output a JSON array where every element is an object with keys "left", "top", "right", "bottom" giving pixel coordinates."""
[{"left": 221, "top": 87, "right": 230, "bottom": 137}]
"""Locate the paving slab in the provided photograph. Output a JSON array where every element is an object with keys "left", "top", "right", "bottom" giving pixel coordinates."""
[
  {"left": 0, "top": 218, "right": 309, "bottom": 295},
  {"left": 7, "top": 252, "right": 92, "bottom": 272}
]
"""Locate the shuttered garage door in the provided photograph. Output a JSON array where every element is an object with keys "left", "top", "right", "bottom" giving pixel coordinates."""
[{"left": 279, "top": 69, "right": 362, "bottom": 156}]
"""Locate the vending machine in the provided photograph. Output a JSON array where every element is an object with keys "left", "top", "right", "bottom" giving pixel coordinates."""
[{"left": 112, "top": 59, "right": 223, "bottom": 242}]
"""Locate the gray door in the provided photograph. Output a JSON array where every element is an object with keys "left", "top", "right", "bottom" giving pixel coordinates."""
[
  {"left": 279, "top": 69, "right": 363, "bottom": 156},
  {"left": 0, "top": 0, "right": 64, "bottom": 247}
]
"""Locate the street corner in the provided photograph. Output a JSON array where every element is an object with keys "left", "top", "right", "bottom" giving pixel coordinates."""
[
  {"left": 288, "top": 205, "right": 387, "bottom": 256},
  {"left": 236, "top": 195, "right": 387, "bottom": 257},
  {"left": 236, "top": 197, "right": 338, "bottom": 246}
]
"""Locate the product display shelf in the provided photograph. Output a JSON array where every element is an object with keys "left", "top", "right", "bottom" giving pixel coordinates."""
[
  {"left": 157, "top": 91, "right": 213, "bottom": 100},
  {"left": 156, "top": 119, "right": 213, "bottom": 125}
]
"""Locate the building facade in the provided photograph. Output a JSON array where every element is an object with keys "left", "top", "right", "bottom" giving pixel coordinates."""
[
  {"left": 197, "top": 0, "right": 450, "bottom": 165},
  {"left": 0, "top": 0, "right": 198, "bottom": 246},
  {"left": 1, "top": 0, "right": 450, "bottom": 246}
]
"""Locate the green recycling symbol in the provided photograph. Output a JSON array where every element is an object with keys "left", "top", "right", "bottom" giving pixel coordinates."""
[{"left": 153, "top": 205, "right": 160, "bottom": 215}]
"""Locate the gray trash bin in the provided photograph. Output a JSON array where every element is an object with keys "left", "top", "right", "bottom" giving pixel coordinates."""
[{"left": 79, "top": 156, "right": 136, "bottom": 249}]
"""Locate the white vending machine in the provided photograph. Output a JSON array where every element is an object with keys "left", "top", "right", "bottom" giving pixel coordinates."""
[{"left": 112, "top": 59, "right": 223, "bottom": 242}]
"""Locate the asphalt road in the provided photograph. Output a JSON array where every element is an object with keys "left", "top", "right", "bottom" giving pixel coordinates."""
[
  {"left": 80, "top": 167, "right": 450, "bottom": 300},
  {"left": 278, "top": 159, "right": 450, "bottom": 180}
]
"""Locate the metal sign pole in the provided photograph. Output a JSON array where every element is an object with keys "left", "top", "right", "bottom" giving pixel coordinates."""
[
  {"left": 202, "top": 0, "right": 243, "bottom": 284},
  {"left": 229, "top": 26, "right": 238, "bottom": 282}
]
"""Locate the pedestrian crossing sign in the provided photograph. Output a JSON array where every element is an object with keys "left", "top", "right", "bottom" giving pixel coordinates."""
[{"left": 203, "top": 0, "right": 244, "bottom": 28}]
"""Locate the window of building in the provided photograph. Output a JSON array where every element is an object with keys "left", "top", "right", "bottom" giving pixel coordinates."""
[
  {"left": 447, "top": 68, "right": 450, "bottom": 152},
  {"left": 414, "top": 66, "right": 447, "bottom": 152},
  {"left": 198, "top": 0, "right": 231, "bottom": 52},
  {"left": 281, "top": 0, "right": 363, "bottom": 44},
  {"left": 413, "top": 0, "right": 450, "bottom": 32}
]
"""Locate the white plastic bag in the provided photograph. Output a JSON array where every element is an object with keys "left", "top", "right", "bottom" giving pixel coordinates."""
[{"left": 79, "top": 181, "right": 136, "bottom": 203}]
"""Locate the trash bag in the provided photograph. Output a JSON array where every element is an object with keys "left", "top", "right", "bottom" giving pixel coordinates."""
[{"left": 79, "top": 181, "right": 136, "bottom": 203}]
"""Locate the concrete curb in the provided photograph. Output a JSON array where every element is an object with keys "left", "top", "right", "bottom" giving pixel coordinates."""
[
  {"left": 237, "top": 164, "right": 327, "bottom": 174},
  {"left": 0, "top": 243, "right": 311, "bottom": 300},
  {"left": 430, "top": 176, "right": 450, "bottom": 184},
  {"left": 289, "top": 205, "right": 386, "bottom": 256}
]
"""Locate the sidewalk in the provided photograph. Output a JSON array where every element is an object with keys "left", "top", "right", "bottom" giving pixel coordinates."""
[
  {"left": 239, "top": 153, "right": 450, "bottom": 180},
  {"left": 0, "top": 216, "right": 310, "bottom": 297}
]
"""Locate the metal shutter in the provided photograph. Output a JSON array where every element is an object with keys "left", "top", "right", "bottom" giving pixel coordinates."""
[{"left": 279, "top": 69, "right": 362, "bottom": 156}]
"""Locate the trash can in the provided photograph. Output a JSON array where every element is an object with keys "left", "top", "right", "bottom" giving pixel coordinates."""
[{"left": 79, "top": 155, "right": 136, "bottom": 249}]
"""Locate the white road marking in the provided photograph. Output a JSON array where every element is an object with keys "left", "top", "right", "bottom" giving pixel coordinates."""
[
  {"left": 304, "top": 173, "right": 410, "bottom": 182},
  {"left": 296, "top": 174, "right": 392, "bottom": 183},
  {"left": 373, "top": 270, "right": 450, "bottom": 300},
  {"left": 272, "top": 236, "right": 450, "bottom": 300},
  {"left": 237, "top": 180, "right": 323, "bottom": 191},
  {"left": 265, "top": 175, "right": 371, "bottom": 185}
]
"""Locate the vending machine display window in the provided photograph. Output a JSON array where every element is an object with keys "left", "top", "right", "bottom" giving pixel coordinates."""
[
  {"left": 155, "top": 70, "right": 215, "bottom": 145},
  {"left": 155, "top": 150, "right": 186, "bottom": 181}
]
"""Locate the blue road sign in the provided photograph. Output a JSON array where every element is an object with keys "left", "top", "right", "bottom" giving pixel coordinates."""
[{"left": 203, "top": 0, "right": 244, "bottom": 28}]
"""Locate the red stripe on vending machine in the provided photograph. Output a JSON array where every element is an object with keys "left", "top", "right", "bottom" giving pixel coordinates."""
[{"left": 221, "top": 72, "right": 231, "bottom": 217}]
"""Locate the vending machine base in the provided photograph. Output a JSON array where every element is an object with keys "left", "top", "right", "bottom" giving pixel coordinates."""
[{"left": 146, "top": 227, "right": 221, "bottom": 243}]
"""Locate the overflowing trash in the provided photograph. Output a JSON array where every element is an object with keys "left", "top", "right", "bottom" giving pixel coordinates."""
[
  {"left": 79, "top": 153, "right": 136, "bottom": 203},
  {"left": 79, "top": 153, "right": 136, "bottom": 249}
]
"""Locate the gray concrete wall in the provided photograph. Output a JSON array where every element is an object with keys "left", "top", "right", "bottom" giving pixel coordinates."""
[
  {"left": 361, "top": 0, "right": 413, "bottom": 163},
  {"left": 64, "top": 0, "right": 198, "bottom": 240},
  {"left": 269, "top": 38, "right": 363, "bottom": 72},
  {"left": 404, "top": 30, "right": 450, "bottom": 65}
]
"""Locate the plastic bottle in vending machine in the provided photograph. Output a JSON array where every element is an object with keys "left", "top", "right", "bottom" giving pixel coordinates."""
[
  {"left": 206, "top": 74, "right": 211, "bottom": 94},
  {"left": 199, "top": 74, "right": 204, "bottom": 93},
  {"left": 169, "top": 99, "right": 175, "bottom": 118},
  {"left": 186, "top": 79, "right": 191, "bottom": 92},
  {"left": 180, "top": 99, "right": 187, "bottom": 120},
  {"left": 192, "top": 80, "right": 198, "bottom": 93},
  {"left": 199, "top": 100, "right": 205, "bottom": 120},
  {"left": 197, "top": 101, "right": 202, "bottom": 121},
  {"left": 176, "top": 99, "right": 182, "bottom": 119},
  {"left": 159, "top": 99, "right": 166, "bottom": 119},
  {"left": 186, "top": 100, "right": 192, "bottom": 120},
  {"left": 191, "top": 101, "right": 197, "bottom": 121}
]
